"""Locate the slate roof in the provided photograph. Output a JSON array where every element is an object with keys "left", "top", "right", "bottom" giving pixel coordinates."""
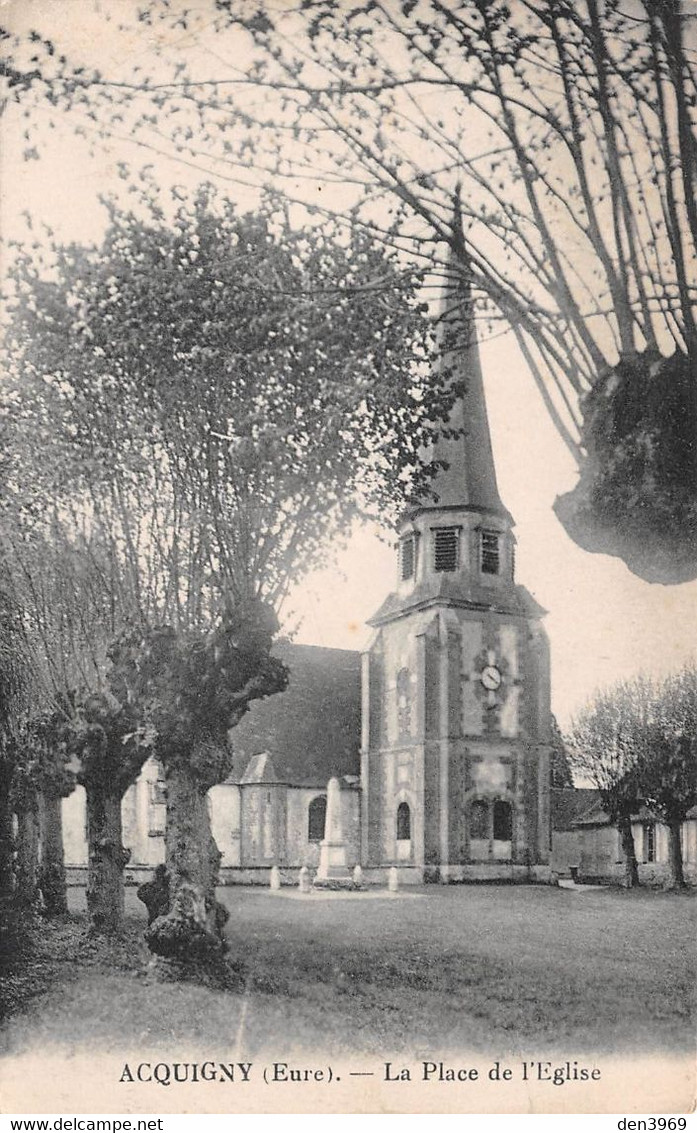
[
  {"left": 412, "top": 204, "right": 511, "bottom": 523},
  {"left": 226, "top": 640, "right": 361, "bottom": 788},
  {"left": 369, "top": 578, "right": 546, "bottom": 627},
  {"left": 570, "top": 797, "right": 614, "bottom": 828},
  {"left": 551, "top": 788, "right": 601, "bottom": 832},
  {"left": 566, "top": 795, "right": 697, "bottom": 828}
]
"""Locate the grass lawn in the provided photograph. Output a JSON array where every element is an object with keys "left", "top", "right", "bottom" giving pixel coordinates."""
[{"left": 1, "top": 884, "right": 694, "bottom": 1060}]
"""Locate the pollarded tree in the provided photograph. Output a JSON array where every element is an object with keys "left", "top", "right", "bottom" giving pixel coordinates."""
[
  {"left": 6, "top": 693, "right": 77, "bottom": 914},
  {"left": 639, "top": 665, "right": 697, "bottom": 889},
  {"left": 3, "top": 0, "right": 694, "bottom": 581},
  {"left": 7, "top": 540, "right": 152, "bottom": 934},
  {"left": 111, "top": 605, "right": 287, "bottom": 962},
  {"left": 0, "top": 580, "right": 29, "bottom": 906},
  {"left": 3, "top": 185, "right": 445, "bottom": 948},
  {"left": 33, "top": 705, "right": 76, "bottom": 916},
  {"left": 0, "top": 512, "right": 121, "bottom": 922},
  {"left": 9, "top": 710, "right": 76, "bottom": 915},
  {"left": 67, "top": 684, "right": 153, "bottom": 934},
  {"left": 567, "top": 680, "right": 651, "bottom": 887},
  {"left": 9, "top": 743, "right": 41, "bottom": 909}
]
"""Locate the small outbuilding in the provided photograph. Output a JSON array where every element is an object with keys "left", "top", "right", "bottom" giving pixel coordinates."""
[{"left": 551, "top": 788, "right": 697, "bottom": 885}]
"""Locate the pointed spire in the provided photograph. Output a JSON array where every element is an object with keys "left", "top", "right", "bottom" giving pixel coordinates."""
[{"left": 415, "top": 192, "right": 510, "bottom": 521}]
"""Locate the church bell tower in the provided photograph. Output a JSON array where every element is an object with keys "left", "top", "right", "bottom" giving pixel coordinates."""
[{"left": 360, "top": 203, "right": 552, "bottom": 882}]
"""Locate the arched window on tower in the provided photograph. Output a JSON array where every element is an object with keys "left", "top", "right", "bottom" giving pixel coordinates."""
[
  {"left": 493, "top": 800, "right": 513, "bottom": 842},
  {"left": 396, "top": 801, "right": 411, "bottom": 841},
  {"left": 308, "top": 795, "right": 327, "bottom": 843}
]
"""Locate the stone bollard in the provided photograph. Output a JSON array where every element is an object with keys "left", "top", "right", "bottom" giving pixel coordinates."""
[
  {"left": 388, "top": 866, "right": 399, "bottom": 893},
  {"left": 352, "top": 864, "right": 364, "bottom": 888},
  {"left": 269, "top": 865, "right": 282, "bottom": 891},
  {"left": 298, "top": 865, "right": 311, "bottom": 894}
]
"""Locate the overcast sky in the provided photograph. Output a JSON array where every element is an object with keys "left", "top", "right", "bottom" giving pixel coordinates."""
[{"left": 2, "top": 0, "right": 696, "bottom": 727}]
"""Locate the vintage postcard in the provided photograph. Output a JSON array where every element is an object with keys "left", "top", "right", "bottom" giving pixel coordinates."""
[{"left": 0, "top": 0, "right": 695, "bottom": 1118}]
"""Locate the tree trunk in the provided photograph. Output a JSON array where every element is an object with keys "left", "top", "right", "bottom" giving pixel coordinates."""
[
  {"left": 165, "top": 763, "right": 218, "bottom": 907},
  {"left": 666, "top": 816, "right": 686, "bottom": 890},
  {"left": 84, "top": 785, "right": 130, "bottom": 934},
  {"left": 15, "top": 803, "right": 40, "bottom": 907},
  {"left": 145, "top": 761, "right": 226, "bottom": 966},
  {"left": 618, "top": 814, "right": 639, "bottom": 888},
  {"left": 39, "top": 791, "right": 68, "bottom": 915},
  {"left": 0, "top": 764, "right": 15, "bottom": 905}
]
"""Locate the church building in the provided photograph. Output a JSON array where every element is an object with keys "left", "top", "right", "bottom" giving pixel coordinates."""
[
  {"left": 360, "top": 221, "right": 552, "bottom": 883},
  {"left": 62, "top": 214, "right": 553, "bottom": 886}
]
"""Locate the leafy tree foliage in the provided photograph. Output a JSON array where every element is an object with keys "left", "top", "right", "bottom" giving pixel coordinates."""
[
  {"left": 567, "top": 680, "right": 648, "bottom": 887},
  {"left": 2, "top": 187, "right": 443, "bottom": 942},
  {"left": 3, "top": 187, "right": 444, "bottom": 620},
  {"left": 638, "top": 665, "right": 697, "bottom": 888},
  {"left": 568, "top": 667, "right": 697, "bottom": 888},
  {"left": 3, "top": 0, "right": 694, "bottom": 580}
]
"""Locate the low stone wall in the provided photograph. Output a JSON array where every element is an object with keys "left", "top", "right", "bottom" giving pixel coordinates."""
[
  {"left": 529, "top": 864, "right": 556, "bottom": 884},
  {"left": 218, "top": 866, "right": 299, "bottom": 887},
  {"left": 551, "top": 831, "right": 581, "bottom": 877},
  {"left": 438, "top": 863, "right": 555, "bottom": 884},
  {"left": 218, "top": 865, "right": 422, "bottom": 888},
  {"left": 68, "top": 861, "right": 557, "bottom": 888},
  {"left": 636, "top": 862, "right": 697, "bottom": 887},
  {"left": 66, "top": 865, "right": 157, "bottom": 887},
  {"left": 69, "top": 859, "right": 696, "bottom": 891},
  {"left": 578, "top": 862, "right": 697, "bottom": 887},
  {"left": 362, "top": 866, "right": 423, "bottom": 886}
]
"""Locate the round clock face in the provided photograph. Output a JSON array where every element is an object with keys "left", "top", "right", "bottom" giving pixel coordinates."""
[{"left": 481, "top": 664, "right": 502, "bottom": 691}]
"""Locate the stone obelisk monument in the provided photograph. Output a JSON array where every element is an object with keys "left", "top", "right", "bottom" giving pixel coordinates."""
[{"left": 316, "top": 777, "right": 351, "bottom": 883}]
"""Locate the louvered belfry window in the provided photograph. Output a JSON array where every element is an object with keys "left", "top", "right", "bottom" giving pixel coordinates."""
[
  {"left": 433, "top": 527, "right": 459, "bottom": 572},
  {"left": 400, "top": 534, "right": 416, "bottom": 581},
  {"left": 481, "top": 530, "right": 501, "bottom": 575}
]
